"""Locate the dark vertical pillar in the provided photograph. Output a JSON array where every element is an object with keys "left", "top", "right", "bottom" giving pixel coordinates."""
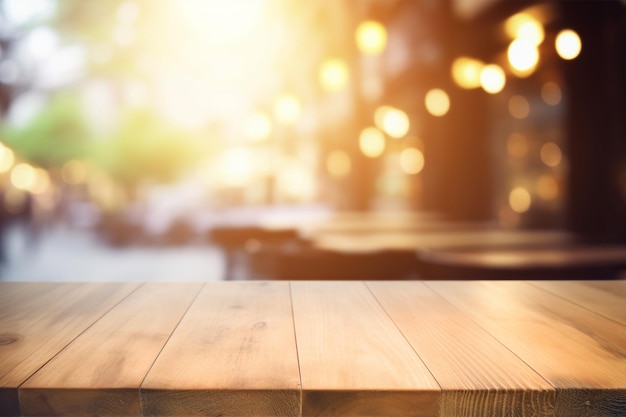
[{"left": 562, "top": 1, "right": 626, "bottom": 242}]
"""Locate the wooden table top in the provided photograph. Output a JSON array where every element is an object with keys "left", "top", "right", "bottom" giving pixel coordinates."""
[{"left": 1, "top": 280, "right": 625, "bottom": 417}]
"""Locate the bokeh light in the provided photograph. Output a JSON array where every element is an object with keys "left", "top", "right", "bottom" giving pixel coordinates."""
[
  {"left": 355, "top": 20, "right": 387, "bottom": 55},
  {"left": 480, "top": 64, "right": 506, "bottom": 94},
  {"left": 274, "top": 94, "right": 301, "bottom": 124},
  {"left": 359, "top": 127, "right": 386, "bottom": 158},
  {"left": 505, "top": 13, "right": 544, "bottom": 45},
  {"left": 374, "top": 105, "right": 393, "bottom": 131},
  {"left": 399, "top": 148, "right": 425, "bottom": 175},
  {"left": 0, "top": 144, "right": 15, "bottom": 172},
  {"left": 277, "top": 161, "right": 316, "bottom": 201},
  {"left": 451, "top": 57, "right": 484, "bottom": 89},
  {"left": 217, "top": 148, "right": 256, "bottom": 188},
  {"left": 319, "top": 59, "right": 349, "bottom": 92},
  {"left": 540, "top": 142, "right": 563, "bottom": 167},
  {"left": 32, "top": 168, "right": 51, "bottom": 194},
  {"left": 245, "top": 112, "right": 272, "bottom": 143},
  {"left": 509, "top": 187, "right": 531, "bottom": 213},
  {"left": 537, "top": 175, "right": 559, "bottom": 200},
  {"left": 424, "top": 88, "right": 450, "bottom": 117},
  {"left": 327, "top": 150, "right": 351, "bottom": 177},
  {"left": 541, "top": 82, "right": 562, "bottom": 106},
  {"left": 379, "top": 107, "right": 410, "bottom": 139},
  {"left": 507, "top": 39, "right": 539, "bottom": 76},
  {"left": 508, "top": 95, "right": 530, "bottom": 119},
  {"left": 556, "top": 29, "right": 582, "bottom": 60},
  {"left": 11, "top": 163, "right": 38, "bottom": 191}
]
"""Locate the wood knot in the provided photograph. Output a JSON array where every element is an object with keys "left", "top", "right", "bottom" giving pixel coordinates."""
[
  {"left": 0, "top": 334, "right": 21, "bottom": 345},
  {"left": 252, "top": 321, "right": 266, "bottom": 329}
]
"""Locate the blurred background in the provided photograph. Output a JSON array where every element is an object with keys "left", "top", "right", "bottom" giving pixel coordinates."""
[{"left": 0, "top": 0, "right": 624, "bottom": 281}]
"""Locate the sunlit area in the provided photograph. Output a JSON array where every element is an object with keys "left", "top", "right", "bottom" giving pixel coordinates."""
[{"left": 0, "top": 0, "right": 624, "bottom": 282}]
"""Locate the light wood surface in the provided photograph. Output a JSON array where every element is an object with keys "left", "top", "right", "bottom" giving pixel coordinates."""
[
  {"left": 141, "top": 281, "right": 301, "bottom": 417},
  {"left": 367, "top": 281, "right": 555, "bottom": 417},
  {"left": 291, "top": 281, "right": 440, "bottom": 416},
  {"left": 2, "top": 280, "right": 625, "bottom": 417},
  {"left": 529, "top": 280, "right": 626, "bottom": 326},
  {"left": 426, "top": 280, "right": 626, "bottom": 417},
  {"left": 0, "top": 282, "right": 139, "bottom": 417},
  {"left": 20, "top": 282, "right": 203, "bottom": 416}
]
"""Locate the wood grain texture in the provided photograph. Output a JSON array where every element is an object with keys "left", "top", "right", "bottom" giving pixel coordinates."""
[
  {"left": 0, "top": 282, "right": 139, "bottom": 417},
  {"left": 291, "top": 281, "right": 440, "bottom": 417},
  {"left": 141, "top": 281, "right": 301, "bottom": 417},
  {"left": 426, "top": 280, "right": 626, "bottom": 417},
  {"left": 19, "top": 282, "right": 203, "bottom": 417},
  {"left": 530, "top": 280, "right": 626, "bottom": 326},
  {"left": 367, "top": 281, "right": 555, "bottom": 417}
]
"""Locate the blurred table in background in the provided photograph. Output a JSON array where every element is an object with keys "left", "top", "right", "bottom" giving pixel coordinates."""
[{"left": 418, "top": 245, "right": 626, "bottom": 280}]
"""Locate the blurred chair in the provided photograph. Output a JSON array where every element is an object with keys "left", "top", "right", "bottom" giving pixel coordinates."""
[
  {"left": 208, "top": 226, "right": 299, "bottom": 280},
  {"left": 245, "top": 240, "right": 418, "bottom": 280}
]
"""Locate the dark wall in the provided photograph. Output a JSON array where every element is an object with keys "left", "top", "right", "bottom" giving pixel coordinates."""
[{"left": 561, "top": 1, "right": 626, "bottom": 242}]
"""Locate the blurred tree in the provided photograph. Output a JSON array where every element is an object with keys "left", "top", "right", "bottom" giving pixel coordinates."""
[
  {"left": 2, "top": 93, "right": 92, "bottom": 167},
  {"left": 92, "top": 109, "right": 204, "bottom": 187}
]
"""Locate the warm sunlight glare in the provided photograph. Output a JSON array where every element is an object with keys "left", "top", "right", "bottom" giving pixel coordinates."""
[
  {"left": 218, "top": 148, "right": 256, "bottom": 187},
  {"left": 274, "top": 94, "right": 301, "bottom": 124},
  {"left": 245, "top": 112, "right": 272, "bottom": 143}
]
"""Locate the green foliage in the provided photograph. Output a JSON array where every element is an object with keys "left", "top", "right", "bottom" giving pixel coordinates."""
[
  {"left": 93, "top": 109, "right": 204, "bottom": 186},
  {"left": 2, "top": 93, "right": 92, "bottom": 167}
]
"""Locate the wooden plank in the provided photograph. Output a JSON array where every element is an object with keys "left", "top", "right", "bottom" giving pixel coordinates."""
[
  {"left": 19, "top": 282, "right": 203, "bottom": 417},
  {"left": 141, "top": 281, "right": 301, "bottom": 417},
  {"left": 0, "top": 282, "right": 139, "bottom": 417},
  {"left": 367, "top": 281, "right": 555, "bottom": 417},
  {"left": 426, "top": 280, "right": 626, "bottom": 417},
  {"left": 291, "top": 281, "right": 440, "bottom": 417},
  {"left": 530, "top": 280, "right": 626, "bottom": 326}
]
